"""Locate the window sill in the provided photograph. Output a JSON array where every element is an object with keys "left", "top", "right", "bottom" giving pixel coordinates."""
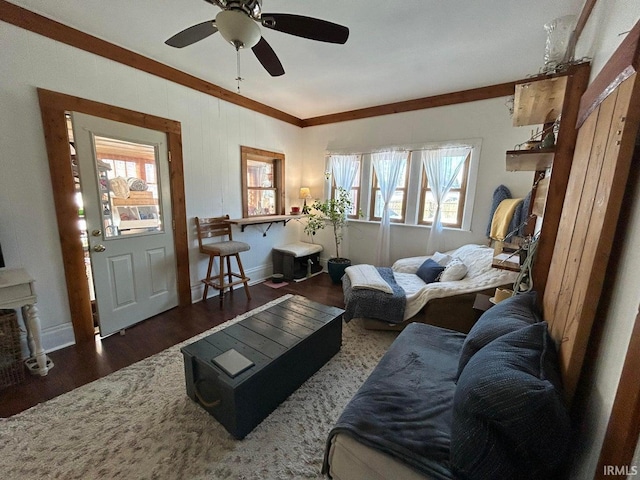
[{"left": 347, "top": 218, "right": 469, "bottom": 232}]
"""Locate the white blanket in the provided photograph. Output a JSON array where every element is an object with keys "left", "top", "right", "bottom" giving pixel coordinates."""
[
  {"left": 345, "top": 264, "right": 394, "bottom": 294},
  {"left": 392, "top": 244, "right": 519, "bottom": 320}
]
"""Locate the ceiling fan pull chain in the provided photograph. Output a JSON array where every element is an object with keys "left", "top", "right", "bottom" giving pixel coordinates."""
[{"left": 235, "top": 46, "right": 243, "bottom": 93}]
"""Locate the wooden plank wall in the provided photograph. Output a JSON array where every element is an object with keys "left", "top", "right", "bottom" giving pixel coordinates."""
[{"left": 543, "top": 73, "right": 640, "bottom": 402}]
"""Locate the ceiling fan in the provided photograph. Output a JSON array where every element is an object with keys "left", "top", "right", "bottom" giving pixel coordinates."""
[{"left": 165, "top": 0, "right": 350, "bottom": 77}]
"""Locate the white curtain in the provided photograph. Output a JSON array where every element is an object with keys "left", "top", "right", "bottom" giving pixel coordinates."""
[
  {"left": 372, "top": 150, "right": 408, "bottom": 266},
  {"left": 329, "top": 154, "right": 360, "bottom": 191},
  {"left": 421, "top": 146, "right": 470, "bottom": 253}
]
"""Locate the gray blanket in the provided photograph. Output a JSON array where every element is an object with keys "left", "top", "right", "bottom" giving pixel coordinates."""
[
  {"left": 322, "top": 323, "right": 465, "bottom": 479},
  {"left": 342, "top": 267, "right": 406, "bottom": 324}
]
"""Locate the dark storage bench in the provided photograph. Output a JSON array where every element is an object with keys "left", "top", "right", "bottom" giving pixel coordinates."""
[
  {"left": 272, "top": 242, "right": 323, "bottom": 281},
  {"left": 181, "top": 295, "right": 343, "bottom": 439}
]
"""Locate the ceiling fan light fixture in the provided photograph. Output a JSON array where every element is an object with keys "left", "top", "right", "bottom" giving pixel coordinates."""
[{"left": 215, "top": 10, "right": 261, "bottom": 49}]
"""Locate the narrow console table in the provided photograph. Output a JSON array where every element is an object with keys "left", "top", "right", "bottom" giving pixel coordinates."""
[{"left": 0, "top": 268, "right": 53, "bottom": 376}]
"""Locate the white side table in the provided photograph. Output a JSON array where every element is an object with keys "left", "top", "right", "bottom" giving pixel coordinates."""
[{"left": 0, "top": 268, "right": 53, "bottom": 376}]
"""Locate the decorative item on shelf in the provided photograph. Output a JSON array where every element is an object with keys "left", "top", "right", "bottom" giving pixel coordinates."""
[
  {"left": 515, "top": 119, "right": 559, "bottom": 151},
  {"left": 303, "top": 187, "right": 353, "bottom": 284},
  {"left": 290, "top": 206, "right": 300, "bottom": 215},
  {"left": 543, "top": 15, "right": 576, "bottom": 73},
  {"left": 299, "top": 187, "right": 312, "bottom": 214}
]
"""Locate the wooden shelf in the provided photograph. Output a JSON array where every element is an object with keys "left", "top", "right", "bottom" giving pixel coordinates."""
[
  {"left": 228, "top": 214, "right": 303, "bottom": 236},
  {"left": 513, "top": 75, "right": 567, "bottom": 126},
  {"left": 506, "top": 149, "right": 555, "bottom": 171},
  {"left": 492, "top": 253, "right": 521, "bottom": 272}
]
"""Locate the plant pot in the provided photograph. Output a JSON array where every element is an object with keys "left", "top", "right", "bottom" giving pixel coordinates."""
[{"left": 328, "top": 258, "right": 351, "bottom": 284}]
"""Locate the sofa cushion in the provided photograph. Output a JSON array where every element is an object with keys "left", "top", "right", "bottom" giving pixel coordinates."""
[
  {"left": 450, "top": 322, "right": 570, "bottom": 480},
  {"left": 416, "top": 258, "right": 445, "bottom": 284},
  {"left": 431, "top": 251, "right": 452, "bottom": 266},
  {"left": 439, "top": 258, "right": 468, "bottom": 282},
  {"left": 456, "top": 291, "right": 539, "bottom": 379}
]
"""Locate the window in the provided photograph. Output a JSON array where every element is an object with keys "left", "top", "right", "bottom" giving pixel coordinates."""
[
  {"left": 241, "top": 146, "right": 285, "bottom": 217},
  {"left": 331, "top": 157, "right": 361, "bottom": 219},
  {"left": 370, "top": 156, "right": 409, "bottom": 222},
  {"left": 325, "top": 141, "right": 477, "bottom": 230},
  {"left": 419, "top": 151, "right": 470, "bottom": 228}
]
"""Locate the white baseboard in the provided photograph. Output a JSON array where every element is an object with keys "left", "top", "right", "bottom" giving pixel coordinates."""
[{"left": 19, "top": 321, "right": 76, "bottom": 357}]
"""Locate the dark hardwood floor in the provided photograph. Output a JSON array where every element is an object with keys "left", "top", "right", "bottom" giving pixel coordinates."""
[{"left": 0, "top": 273, "right": 345, "bottom": 418}]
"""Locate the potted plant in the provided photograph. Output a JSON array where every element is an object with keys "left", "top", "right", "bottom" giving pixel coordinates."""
[{"left": 304, "top": 187, "right": 353, "bottom": 284}]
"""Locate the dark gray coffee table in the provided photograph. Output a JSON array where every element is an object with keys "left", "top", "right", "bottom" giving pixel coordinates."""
[{"left": 181, "top": 295, "right": 343, "bottom": 439}]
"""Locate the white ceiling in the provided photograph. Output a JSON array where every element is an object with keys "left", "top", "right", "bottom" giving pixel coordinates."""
[{"left": 9, "top": 0, "right": 585, "bottom": 119}]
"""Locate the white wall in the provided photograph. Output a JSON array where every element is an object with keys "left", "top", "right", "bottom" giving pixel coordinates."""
[
  {"left": 301, "top": 100, "right": 535, "bottom": 265},
  {"left": 569, "top": 1, "right": 640, "bottom": 478},
  {"left": 0, "top": 23, "right": 304, "bottom": 352}
]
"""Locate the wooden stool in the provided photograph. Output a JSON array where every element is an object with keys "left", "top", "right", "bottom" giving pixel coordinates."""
[{"left": 195, "top": 216, "right": 251, "bottom": 302}]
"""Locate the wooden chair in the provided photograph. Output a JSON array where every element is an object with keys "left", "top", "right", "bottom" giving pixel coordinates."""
[{"left": 195, "top": 216, "right": 251, "bottom": 302}]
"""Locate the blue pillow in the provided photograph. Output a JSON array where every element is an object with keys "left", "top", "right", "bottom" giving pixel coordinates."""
[
  {"left": 456, "top": 291, "right": 540, "bottom": 379},
  {"left": 450, "top": 322, "right": 570, "bottom": 480},
  {"left": 416, "top": 258, "right": 445, "bottom": 284}
]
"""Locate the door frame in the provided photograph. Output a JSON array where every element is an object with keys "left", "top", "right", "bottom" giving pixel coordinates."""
[{"left": 37, "top": 88, "right": 191, "bottom": 344}]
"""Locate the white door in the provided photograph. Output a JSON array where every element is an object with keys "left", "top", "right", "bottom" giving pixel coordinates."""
[{"left": 72, "top": 112, "right": 178, "bottom": 337}]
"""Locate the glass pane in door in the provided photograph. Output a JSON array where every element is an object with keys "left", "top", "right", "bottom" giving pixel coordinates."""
[{"left": 91, "top": 136, "right": 162, "bottom": 238}]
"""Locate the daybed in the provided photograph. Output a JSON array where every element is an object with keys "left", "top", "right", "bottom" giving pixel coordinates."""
[
  {"left": 323, "top": 293, "right": 570, "bottom": 480},
  {"left": 342, "top": 244, "right": 518, "bottom": 333}
]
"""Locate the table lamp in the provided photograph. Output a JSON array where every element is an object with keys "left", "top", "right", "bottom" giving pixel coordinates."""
[{"left": 299, "top": 187, "right": 312, "bottom": 214}]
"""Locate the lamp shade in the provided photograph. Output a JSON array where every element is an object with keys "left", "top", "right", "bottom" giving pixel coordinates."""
[
  {"left": 299, "top": 187, "right": 312, "bottom": 199},
  {"left": 215, "top": 10, "right": 261, "bottom": 49}
]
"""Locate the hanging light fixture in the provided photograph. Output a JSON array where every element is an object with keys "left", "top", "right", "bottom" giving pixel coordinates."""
[
  {"left": 215, "top": 10, "right": 261, "bottom": 50},
  {"left": 215, "top": 10, "right": 261, "bottom": 93}
]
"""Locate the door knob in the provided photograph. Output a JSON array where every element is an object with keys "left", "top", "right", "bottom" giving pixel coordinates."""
[
  {"left": 93, "top": 244, "right": 106, "bottom": 252},
  {"left": 91, "top": 229, "right": 102, "bottom": 237}
]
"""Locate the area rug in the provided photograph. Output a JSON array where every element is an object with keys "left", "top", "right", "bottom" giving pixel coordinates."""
[{"left": 0, "top": 295, "right": 398, "bottom": 479}]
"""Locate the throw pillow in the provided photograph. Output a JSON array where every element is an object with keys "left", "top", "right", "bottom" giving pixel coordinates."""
[
  {"left": 456, "top": 291, "right": 539, "bottom": 379},
  {"left": 439, "top": 258, "right": 467, "bottom": 282},
  {"left": 431, "top": 251, "right": 452, "bottom": 266},
  {"left": 416, "top": 258, "right": 445, "bottom": 284},
  {"left": 450, "top": 322, "right": 570, "bottom": 480}
]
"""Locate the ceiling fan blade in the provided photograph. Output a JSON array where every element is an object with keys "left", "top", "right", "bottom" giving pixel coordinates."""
[
  {"left": 252, "top": 37, "right": 285, "bottom": 77},
  {"left": 261, "top": 13, "right": 349, "bottom": 44},
  {"left": 165, "top": 20, "right": 218, "bottom": 48}
]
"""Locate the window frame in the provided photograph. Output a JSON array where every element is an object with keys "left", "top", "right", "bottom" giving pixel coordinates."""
[
  {"left": 417, "top": 151, "right": 470, "bottom": 228},
  {"left": 240, "top": 146, "right": 285, "bottom": 218},
  {"left": 369, "top": 155, "right": 410, "bottom": 223}
]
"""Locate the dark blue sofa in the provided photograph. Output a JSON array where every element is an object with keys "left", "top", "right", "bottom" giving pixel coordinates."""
[{"left": 323, "top": 292, "right": 571, "bottom": 480}]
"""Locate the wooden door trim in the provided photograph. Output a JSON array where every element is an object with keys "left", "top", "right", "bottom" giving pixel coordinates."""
[
  {"left": 595, "top": 139, "right": 640, "bottom": 479},
  {"left": 596, "top": 311, "right": 640, "bottom": 477},
  {"left": 37, "top": 88, "right": 191, "bottom": 343}
]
